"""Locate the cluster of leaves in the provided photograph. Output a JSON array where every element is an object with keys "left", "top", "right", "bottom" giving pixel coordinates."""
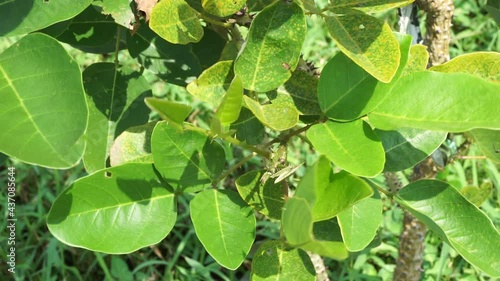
[{"left": 0, "top": 0, "right": 499, "bottom": 279}]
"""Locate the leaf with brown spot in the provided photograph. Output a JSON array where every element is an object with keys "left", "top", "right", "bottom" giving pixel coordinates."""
[{"left": 135, "top": 0, "right": 158, "bottom": 21}]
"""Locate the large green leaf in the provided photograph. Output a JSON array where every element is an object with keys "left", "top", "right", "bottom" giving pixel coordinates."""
[
  {"left": 243, "top": 95, "right": 300, "bottom": 131},
  {"left": 294, "top": 156, "right": 374, "bottom": 221},
  {"left": 375, "top": 128, "right": 447, "bottom": 172},
  {"left": 55, "top": 5, "right": 118, "bottom": 53},
  {"left": 325, "top": 9, "right": 400, "bottom": 83},
  {"left": 151, "top": 121, "right": 225, "bottom": 193},
  {"left": 307, "top": 120, "right": 385, "bottom": 177},
  {"left": 337, "top": 187, "right": 382, "bottom": 251},
  {"left": 109, "top": 122, "right": 156, "bottom": 166},
  {"left": 318, "top": 33, "right": 411, "bottom": 121},
  {"left": 395, "top": 180, "right": 500, "bottom": 277},
  {"left": 126, "top": 23, "right": 202, "bottom": 86},
  {"left": 230, "top": 107, "right": 266, "bottom": 145},
  {"left": 0, "top": 0, "right": 93, "bottom": 37},
  {"left": 149, "top": 0, "right": 203, "bottom": 44},
  {"left": 83, "top": 63, "right": 151, "bottom": 173},
  {"left": 47, "top": 163, "right": 177, "bottom": 254},
  {"left": 202, "top": 0, "right": 246, "bottom": 17},
  {"left": 278, "top": 70, "right": 322, "bottom": 115},
  {"left": 235, "top": 170, "right": 284, "bottom": 220},
  {"left": 234, "top": 0, "right": 307, "bottom": 92},
  {"left": 251, "top": 241, "right": 316, "bottom": 281},
  {"left": 0, "top": 33, "right": 87, "bottom": 168},
  {"left": 190, "top": 189, "right": 256, "bottom": 270},
  {"left": 368, "top": 71, "right": 500, "bottom": 132},
  {"left": 330, "top": 0, "right": 414, "bottom": 13},
  {"left": 470, "top": 129, "right": 500, "bottom": 163},
  {"left": 187, "top": 60, "right": 234, "bottom": 108},
  {"left": 429, "top": 52, "right": 500, "bottom": 83}
]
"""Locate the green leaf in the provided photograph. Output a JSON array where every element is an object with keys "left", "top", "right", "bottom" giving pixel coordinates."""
[
  {"left": 149, "top": 0, "right": 203, "bottom": 44},
  {"left": 0, "top": 0, "right": 93, "bottom": 37},
  {"left": 325, "top": 9, "right": 400, "bottom": 83},
  {"left": 307, "top": 120, "right": 385, "bottom": 177},
  {"left": 216, "top": 76, "right": 243, "bottom": 125},
  {"left": 470, "top": 129, "right": 500, "bottom": 163},
  {"left": 109, "top": 122, "right": 156, "bottom": 166},
  {"left": 230, "top": 108, "right": 266, "bottom": 145},
  {"left": 330, "top": 0, "right": 414, "bottom": 13},
  {"left": 0, "top": 33, "right": 87, "bottom": 168},
  {"left": 251, "top": 241, "right": 316, "bottom": 281},
  {"left": 277, "top": 70, "right": 322, "bottom": 116},
  {"left": 369, "top": 72, "right": 500, "bottom": 132},
  {"left": 375, "top": 128, "right": 447, "bottom": 172},
  {"left": 202, "top": 0, "right": 245, "bottom": 17},
  {"left": 485, "top": 0, "right": 500, "bottom": 26},
  {"left": 234, "top": 0, "right": 307, "bottom": 92},
  {"left": 300, "top": 219, "right": 349, "bottom": 260},
  {"left": 144, "top": 97, "right": 191, "bottom": 128},
  {"left": 151, "top": 121, "right": 225, "bottom": 193},
  {"left": 190, "top": 189, "right": 256, "bottom": 270},
  {"left": 282, "top": 197, "right": 314, "bottom": 245},
  {"left": 187, "top": 60, "right": 234, "bottom": 107},
  {"left": 318, "top": 33, "right": 412, "bottom": 121},
  {"left": 55, "top": 5, "right": 117, "bottom": 52},
  {"left": 429, "top": 52, "right": 500, "bottom": 83},
  {"left": 83, "top": 63, "right": 151, "bottom": 173},
  {"left": 282, "top": 197, "right": 349, "bottom": 259},
  {"left": 247, "top": 0, "right": 276, "bottom": 12},
  {"left": 191, "top": 28, "right": 227, "bottom": 69},
  {"left": 294, "top": 156, "right": 374, "bottom": 221},
  {"left": 235, "top": 170, "right": 284, "bottom": 220},
  {"left": 243, "top": 95, "right": 300, "bottom": 131},
  {"left": 338, "top": 187, "right": 382, "bottom": 251},
  {"left": 460, "top": 182, "right": 493, "bottom": 207},
  {"left": 126, "top": 23, "right": 202, "bottom": 86},
  {"left": 400, "top": 44, "right": 429, "bottom": 77},
  {"left": 102, "top": 0, "right": 135, "bottom": 28},
  {"left": 47, "top": 163, "right": 177, "bottom": 254},
  {"left": 395, "top": 180, "right": 500, "bottom": 277}
]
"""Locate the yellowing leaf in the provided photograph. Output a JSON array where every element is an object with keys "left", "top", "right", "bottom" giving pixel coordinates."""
[
  {"left": 150, "top": 0, "right": 203, "bottom": 44},
  {"left": 202, "top": 0, "right": 246, "bottom": 17},
  {"left": 234, "top": 0, "right": 307, "bottom": 91},
  {"left": 325, "top": 9, "right": 400, "bottom": 83}
]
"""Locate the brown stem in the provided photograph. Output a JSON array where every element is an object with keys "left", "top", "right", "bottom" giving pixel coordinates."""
[
  {"left": 417, "top": 0, "right": 454, "bottom": 66},
  {"left": 394, "top": 2, "right": 453, "bottom": 280}
]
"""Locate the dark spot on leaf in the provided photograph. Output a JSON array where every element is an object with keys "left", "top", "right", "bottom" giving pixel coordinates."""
[{"left": 105, "top": 171, "right": 112, "bottom": 178}]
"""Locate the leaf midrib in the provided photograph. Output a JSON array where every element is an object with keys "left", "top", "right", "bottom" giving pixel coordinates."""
[{"left": 0, "top": 63, "right": 63, "bottom": 162}]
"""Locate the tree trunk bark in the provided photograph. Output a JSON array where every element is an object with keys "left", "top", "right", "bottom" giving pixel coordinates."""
[{"left": 393, "top": 1, "right": 453, "bottom": 280}]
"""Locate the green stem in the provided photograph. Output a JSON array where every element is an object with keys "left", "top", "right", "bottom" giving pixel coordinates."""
[
  {"left": 265, "top": 122, "right": 318, "bottom": 148},
  {"left": 183, "top": 124, "right": 271, "bottom": 158},
  {"left": 212, "top": 153, "right": 257, "bottom": 188},
  {"left": 114, "top": 26, "right": 122, "bottom": 66},
  {"left": 198, "top": 13, "right": 233, "bottom": 28}
]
